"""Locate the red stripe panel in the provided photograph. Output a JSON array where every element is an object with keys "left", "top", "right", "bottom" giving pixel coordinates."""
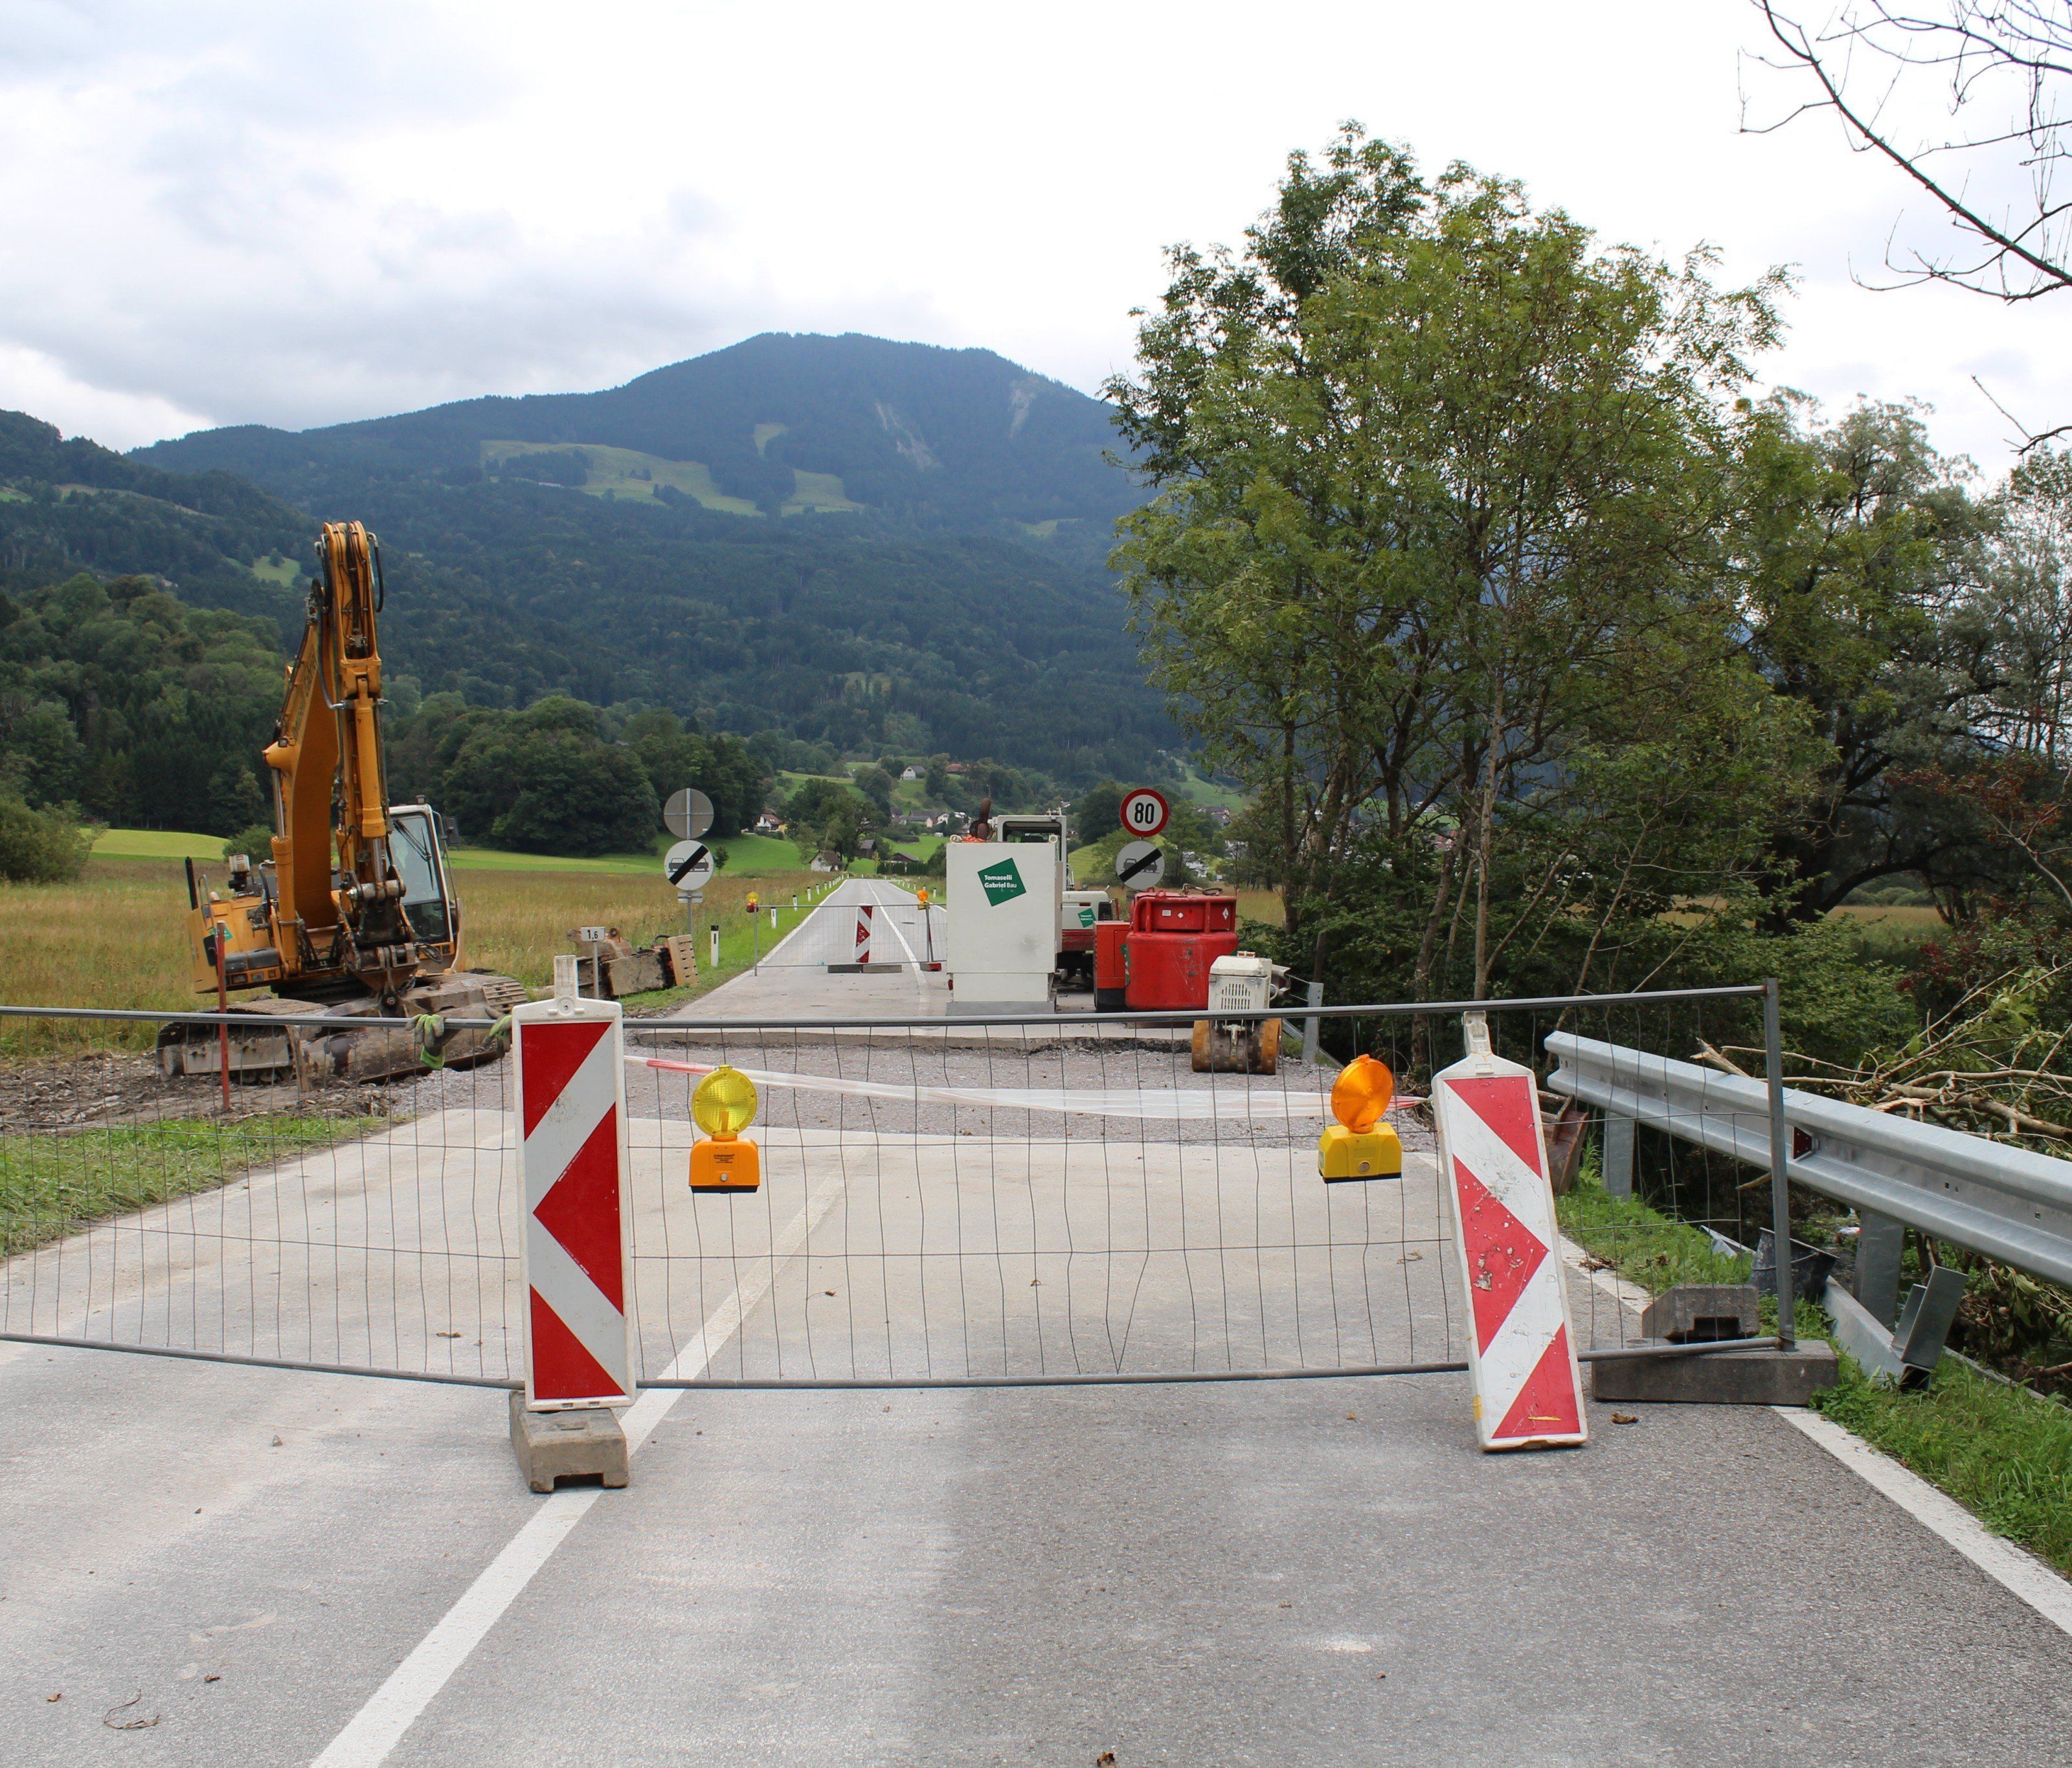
[
  {"left": 533, "top": 1107, "right": 625, "bottom": 1311},
  {"left": 1445, "top": 1073, "right": 1546, "bottom": 1180},
  {"left": 1452, "top": 1158, "right": 1549, "bottom": 1350},
  {"left": 1493, "top": 1326, "right": 1581, "bottom": 1441},
  {"left": 519, "top": 1017, "right": 612, "bottom": 1139},
  {"left": 529, "top": 1288, "right": 624, "bottom": 1403}
]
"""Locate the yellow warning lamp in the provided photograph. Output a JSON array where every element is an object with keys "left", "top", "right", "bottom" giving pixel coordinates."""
[
  {"left": 1319, "top": 1054, "right": 1403, "bottom": 1183},
  {"left": 916, "top": 887, "right": 930, "bottom": 907},
  {"left": 745, "top": 891, "right": 760, "bottom": 916},
  {"left": 690, "top": 1065, "right": 761, "bottom": 1194}
]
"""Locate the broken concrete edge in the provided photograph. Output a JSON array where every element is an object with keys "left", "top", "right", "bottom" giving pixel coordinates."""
[
  {"left": 508, "top": 1390, "right": 631, "bottom": 1494},
  {"left": 1589, "top": 1340, "right": 1840, "bottom": 1407}
]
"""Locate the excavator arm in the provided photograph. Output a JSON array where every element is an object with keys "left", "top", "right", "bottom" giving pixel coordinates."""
[{"left": 259, "top": 520, "right": 412, "bottom": 979}]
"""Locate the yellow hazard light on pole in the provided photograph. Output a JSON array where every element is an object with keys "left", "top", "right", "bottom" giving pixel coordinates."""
[
  {"left": 690, "top": 1065, "right": 761, "bottom": 1194},
  {"left": 1318, "top": 1053, "right": 1402, "bottom": 1182},
  {"left": 745, "top": 891, "right": 760, "bottom": 916}
]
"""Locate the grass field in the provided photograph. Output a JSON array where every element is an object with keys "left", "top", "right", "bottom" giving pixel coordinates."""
[
  {"left": 1172, "top": 764, "right": 1248, "bottom": 812},
  {"left": 0, "top": 1115, "right": 379, "bottom": 1258},
  {"left": 0, "top": 856, "right": 820, "bottom": 1057},
  {"left": 481, "top": 439, "right": 759, "bottom": 516},
  {"left": 91, "top": 827, "right": 809, "bottom": 878},
  {"left": 479, "top": 438, "right": 864, "bottom": 518}
]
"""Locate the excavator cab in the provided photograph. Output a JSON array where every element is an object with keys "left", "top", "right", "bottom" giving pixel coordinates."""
[{"left": 387, "top": 804, "right": 458, "bottom": 955}]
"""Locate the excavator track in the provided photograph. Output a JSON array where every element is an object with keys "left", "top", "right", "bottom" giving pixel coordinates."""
[{"left": 156, "top": 970, "right": 528, "bottom": 1086}]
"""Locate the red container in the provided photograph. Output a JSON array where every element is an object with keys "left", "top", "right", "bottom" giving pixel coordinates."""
[
  {"left": 1094, "top": 919, "right": 1129, "bottom": 1012},
  {"left": 1123, "top": 891, "right": 1239, "bottom": 1011}
]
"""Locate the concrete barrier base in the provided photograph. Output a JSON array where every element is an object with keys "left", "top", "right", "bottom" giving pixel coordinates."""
[
  {"left": 1590, "top": 1341, "right": 1838, "bottom": 1407},
  {"left": 509, "top": 1392, "right": 630, "bottom": 1493}
]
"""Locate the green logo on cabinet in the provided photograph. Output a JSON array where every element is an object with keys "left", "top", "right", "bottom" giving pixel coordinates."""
[{"left": 976, "top": 858, "right": 1026, "bottom": 907}]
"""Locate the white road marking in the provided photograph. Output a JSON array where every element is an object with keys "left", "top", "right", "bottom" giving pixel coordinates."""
[
  {"left": 309, "top": 1172, "right": 848, "bottom": 1768},
  {"left": 1772, "top": 1404, "right": 2072, "bottom": 1638}
]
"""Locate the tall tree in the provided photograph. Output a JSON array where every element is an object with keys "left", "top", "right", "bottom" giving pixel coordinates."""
[{"left": 1108, "top": 128, "right": 1809, "bottom": 995}]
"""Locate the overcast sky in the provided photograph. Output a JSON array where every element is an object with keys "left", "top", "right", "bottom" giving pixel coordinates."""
[{"left": 1, "top": 0, "right": 2058, "bottom": 477}]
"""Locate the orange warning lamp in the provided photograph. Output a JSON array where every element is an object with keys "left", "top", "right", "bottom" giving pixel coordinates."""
[
  {"left": 1319, "top": 1054, "right": 1403, "bottom": 1183},
  {"left": 690, "top": 1065, "right": 761, "bottom": 1194}
]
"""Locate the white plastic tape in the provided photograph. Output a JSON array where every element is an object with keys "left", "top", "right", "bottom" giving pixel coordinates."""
[{"left": 629, "top": 1054, "right": 1419, "bottom": 1124}]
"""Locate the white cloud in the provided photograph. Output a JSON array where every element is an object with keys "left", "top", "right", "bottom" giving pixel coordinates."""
[{"left": 0, "top": 0, "right": 2059, "bottom": 472}]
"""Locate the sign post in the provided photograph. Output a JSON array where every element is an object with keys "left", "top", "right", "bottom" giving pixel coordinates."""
[{"left": 664, "top": 789, "right": 714, "bottom": 842}]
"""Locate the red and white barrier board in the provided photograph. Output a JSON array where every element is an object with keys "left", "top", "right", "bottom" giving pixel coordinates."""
[
  {"left": 855, "top": 903, "right": 874, "bottom": 964},
  {"left": 1433, "top": 1022, "right": 1587, "bottom": 1451},
  {"left": 512, "top": 996, "right": 635, "bottom": 1410}
]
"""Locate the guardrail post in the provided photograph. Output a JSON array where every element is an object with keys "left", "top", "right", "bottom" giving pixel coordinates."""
[
  {"left": 1762, "top": 977, "right": 1796, "bottom": 1350},
  {"left": 1301, "top": 981, "right": 1323, "bottom": 1067},
  {"left": 1854, "top": 1209, "right": 1906, "bottom": 1328},
  {"left": 1602, "top": 1109, "right": 1635, "bottom": 1199}
]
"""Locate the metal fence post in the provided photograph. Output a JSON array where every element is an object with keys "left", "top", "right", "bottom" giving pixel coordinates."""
[
  {"left": 1854, "top": 1209, "right": 1906, "bottom": 1328},
  {"left": 1301, "top": 980, "right": 1323, "bottom": 1067},
  {"left": 1601, "top": 1111, "right": 1634, "bottom": 1199},
  {"left": 1763, "top": 977, "right": 1797, "bottom": 1350}
]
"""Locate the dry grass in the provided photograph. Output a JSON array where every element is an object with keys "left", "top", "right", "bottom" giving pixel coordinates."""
[
  {"left": 1235, "top": 888, "right": 1285, "bottom": 929},
  {"left": 0, "top": 857, "right": 816, "bottom": 1059}
]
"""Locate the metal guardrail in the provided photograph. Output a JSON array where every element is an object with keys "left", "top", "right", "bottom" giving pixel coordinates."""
[{"left": 1545, "top": 1033, "right": 2072, "bottom": 1290}]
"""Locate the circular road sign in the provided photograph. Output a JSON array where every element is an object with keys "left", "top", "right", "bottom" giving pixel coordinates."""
[
  {"left": 664, "top": 788, "right": 714, "bottom": 841},
  {"left": 1114, "top": 839, "right": 1165, "bottom": 892},
  {"left": 664, "top": 839, "right": 715, "bottom": 894},
  {"left": 1118, "top": 787, "right": 1170, "bottom": 839}
]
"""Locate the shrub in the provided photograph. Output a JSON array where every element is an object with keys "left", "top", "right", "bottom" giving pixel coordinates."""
[
  {"left": 222, "top": 822, "right": 275, "bottom": 863},
  {"left": 0, "top": 793, "right": 94, "bottom": 882}
]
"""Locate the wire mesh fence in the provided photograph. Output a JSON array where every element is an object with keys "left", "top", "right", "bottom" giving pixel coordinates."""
[{"left": 0, "top": 986, "right": 1781, "bottom": 1389}]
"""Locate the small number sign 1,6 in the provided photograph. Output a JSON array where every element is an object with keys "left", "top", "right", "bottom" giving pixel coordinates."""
[{"left": 1118, "top": 788, "right": 1170, "bottom": 839}]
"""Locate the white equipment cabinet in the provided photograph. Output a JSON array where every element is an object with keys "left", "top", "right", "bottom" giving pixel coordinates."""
[{"left": 945, "top": 841, "right": 1058, "bottom": 1015}]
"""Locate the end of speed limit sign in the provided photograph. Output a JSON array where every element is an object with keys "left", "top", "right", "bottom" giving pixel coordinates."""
[{"left": 1118, "top": 787, "right": 1170, "bottom": 838}]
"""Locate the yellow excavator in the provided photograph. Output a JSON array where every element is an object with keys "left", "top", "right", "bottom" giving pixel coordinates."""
[{"left": 158, "top": 521, "right": 525, "bottom": 1083}]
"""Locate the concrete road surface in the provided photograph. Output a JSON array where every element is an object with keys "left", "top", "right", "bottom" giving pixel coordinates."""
[
  {"left": 1, "top": 876, "right": 2069, "bottom": 1763},
  {"left": 2, "top": 1343, "right": 2069, "bottom": 1766},
  {"left": 683, "top": 878, "right": 950, "bottom": 1020}
]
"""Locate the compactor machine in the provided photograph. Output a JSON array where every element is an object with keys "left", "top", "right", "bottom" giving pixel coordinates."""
[{"left": 159, "top": 521, "right": 524, "bottom": 1083}]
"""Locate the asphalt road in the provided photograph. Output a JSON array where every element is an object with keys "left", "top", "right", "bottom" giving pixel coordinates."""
[
  {"left": 2, "top": 878, "right": 2069, "bottom": 1763},
  {"left": 3, "top": 1345, "right": 2069, "bottom": 1766}
]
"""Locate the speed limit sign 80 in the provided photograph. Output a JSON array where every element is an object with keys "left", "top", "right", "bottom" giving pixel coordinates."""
[{"left": 1118, "top": 787, "right": 1170, "bottom": 838}]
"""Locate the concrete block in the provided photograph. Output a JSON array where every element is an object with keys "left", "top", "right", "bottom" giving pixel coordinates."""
[
  {"left": 1639, "top": 1284, "right": 1759, "bottom": 1344},
  {"left": 1589, "top": 1341, "right": 1838, "bottom": 1407},
  {"left": 509, "top": 1391, "right": 629, "bottom": 1493}
]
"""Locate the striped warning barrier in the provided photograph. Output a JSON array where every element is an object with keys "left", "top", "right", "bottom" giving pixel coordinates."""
[
  {"left": 855, "top": 903, "right": 874, "bottom": 964},
  {"left": 1432, "top": 1017, "right": 1586, "bottom": 1451},
  {"left": 512, "top": 993, "right": 635, "bottom": 1410}
]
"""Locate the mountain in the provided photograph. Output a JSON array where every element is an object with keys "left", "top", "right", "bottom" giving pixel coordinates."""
[
  {"left": 0, "top": 409, "right": 307, "bottom": 624},
  {"left": 137, "top": 332, "right": 1138, "bottom": 535},
  {"left": 126, "top": 334, "right": 1171, "bottom": 780}
]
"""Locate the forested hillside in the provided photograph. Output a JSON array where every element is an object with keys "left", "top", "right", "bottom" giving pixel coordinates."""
[
  {"left": 130, "top": 334, "right": 1171, "bottom": 779},
  {"left": 135, "top": 333, "right": 1136, "bottom": 531},
  {"left": 0, "top": 411, "right": 306, "bottom": 627}
]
